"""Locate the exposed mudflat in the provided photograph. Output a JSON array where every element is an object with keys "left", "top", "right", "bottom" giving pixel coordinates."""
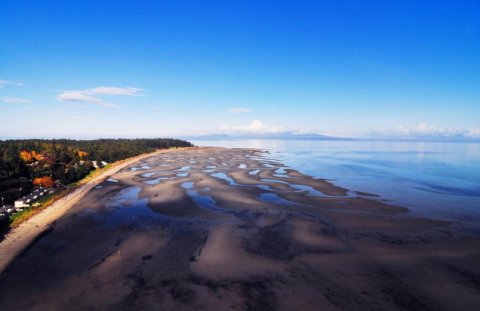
[{"left": 0, "top": 147, "right": 479, "bottom": 310}]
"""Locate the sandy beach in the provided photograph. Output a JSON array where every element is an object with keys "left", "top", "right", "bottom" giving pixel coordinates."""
[
  {"left": 0, "top": 147, "right": 479, "bottom": 310},
  {"left": 0, "top": 147, "right": 193, "bottom": 274}
]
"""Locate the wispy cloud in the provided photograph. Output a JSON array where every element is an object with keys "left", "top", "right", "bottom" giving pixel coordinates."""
[
  {"left": 227, "top": 107, "right": 251, "bottom": 114},
  {"left": 57, "top": 86, "right": 144, "bottom": 108},
  {"left": 88, "top": 86, "right": 144, "bottom": 96},
  {"left": 58, "top": 91, "right": 104, "bottom": 104},
  {"left": 0, "top": 80, "right": 23, "bottom": 88},
  {"left": 1, "top": 96, "right": 32, "bottom": 104}
]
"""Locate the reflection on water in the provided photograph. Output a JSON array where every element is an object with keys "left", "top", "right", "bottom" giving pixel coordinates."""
[
  {"left": 211, "top": 172, "right": 238, "bottom": 186},
  {"left": 288, "top": 184, "right": 325, "bottom": 197},
  {"left": 261, "top": 178, "right": 289, "bottom": 185},
  {"left": 141, "top": 172, "right": 157, "bottom": 178},
  {"left": 273, "top": 174, "right": 291, "bottom": 178},
  {"left": 260, "top": 178, "right": 354, "bottom": 198},
  {"left": 273, "top": 168, "right": 291, "bottom": 178},
  {"left": 143, "top": 177, "right": 169, "bottom": 185},
  {"left": 259, "top": 193, "right": 304, "bottom": 207},
  {"left": 192, "top": 139, "right": 480, "bottom": 221},
  {"left": 176, "top": 166, "right": 191, "bottom": 171},
  {"left": 130, "top": 165, "right": 150, "bottom": 171},
  {"left": 104, "top": 187, "right": 167, "bottom": 228},
  {"left": 256, "top": 184, "right": 273, "bottom": 191},
  {"left": 181, "top": 181, "right": 194, "bottom": 189},
  {"left": 181, "top": 182, "right": 226, "bottom": 213}
]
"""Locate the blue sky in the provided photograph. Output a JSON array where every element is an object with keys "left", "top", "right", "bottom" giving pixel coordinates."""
[{"left": 1, "top": 0, "right": 479, "bottom": 139}]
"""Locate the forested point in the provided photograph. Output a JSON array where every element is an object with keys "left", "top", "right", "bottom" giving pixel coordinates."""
[{"left": 0, "top": 138, "right": 193, "bottom": 205}]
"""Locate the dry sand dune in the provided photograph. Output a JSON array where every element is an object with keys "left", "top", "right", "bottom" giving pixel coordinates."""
[{"left": 0, "top": 147, "right": 479, "bottom": 310}]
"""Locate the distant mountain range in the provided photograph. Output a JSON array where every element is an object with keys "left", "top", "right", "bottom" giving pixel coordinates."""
[
  {"left": 180, "top": 133, "right": 480, "bottom": 142},
  {"left": 182, "top": 132, "right": 351, "bottom": 141}
]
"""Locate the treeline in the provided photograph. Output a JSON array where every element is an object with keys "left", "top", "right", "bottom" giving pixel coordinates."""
[{"left": 0, "top": 138, "right": 192, "bottom": 204}]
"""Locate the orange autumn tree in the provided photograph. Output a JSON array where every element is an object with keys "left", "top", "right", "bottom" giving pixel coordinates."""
[
  {"left": 32, "top": 177, "right": 43, "bottom": 186},
  {"left": 41, "top": 176, "right": 54, "bottom": 187},
  {"left": 77, "top": 150, "right": 88, "bottom": 159},
  {"left": 19, "top": 150, "right": 43, "bottom": 162},
  {"left": 32, "top": 176, "right": 54, "bottom": 188},
  {"left": 31, "top": 150, "right": 43, "bottom": 161},
  {"left": 19, "top": 150, "right": 33, "bottom": 162}
]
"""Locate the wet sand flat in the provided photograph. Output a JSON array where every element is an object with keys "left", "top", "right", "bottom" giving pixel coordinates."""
[
  {"left": 0, "top": 148, "right": 193, "bottom": 274},
  {"left": 0, "top": 147, "right": 479, "bottom": 310}
]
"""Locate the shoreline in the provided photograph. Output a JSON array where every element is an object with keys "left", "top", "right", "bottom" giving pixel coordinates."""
[
  {"left": 0, "top": 147, "right": 479, "bottom": 309},
  {"left": 0, "top": 146, "right": 198, "bottom": 274}
]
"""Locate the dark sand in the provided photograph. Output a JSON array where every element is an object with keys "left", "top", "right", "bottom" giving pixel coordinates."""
[{"left": 0, "top": 147, "right": 479, "bottom": 310}]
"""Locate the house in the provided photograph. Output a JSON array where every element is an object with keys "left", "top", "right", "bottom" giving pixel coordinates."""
[
  {"left": 14, "top": 188, "right": 52, "bottom": 209},
  {"left": 14, "top": 198, "right": 29, "bottom": 208},
  {"left": 92, "top": 161, "right": 108, "bottom": 169}
]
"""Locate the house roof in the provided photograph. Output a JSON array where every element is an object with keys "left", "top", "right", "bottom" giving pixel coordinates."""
[{"left": 15, "top": 188, "right": 50, "bottom": 203}]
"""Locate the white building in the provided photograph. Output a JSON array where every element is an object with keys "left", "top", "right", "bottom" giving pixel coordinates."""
[
  {"left": 14, "top": 188, "right": 51, "bottom": 209},
  {"left": 14, "top": 199, "right": 29, "bottom": 208}
]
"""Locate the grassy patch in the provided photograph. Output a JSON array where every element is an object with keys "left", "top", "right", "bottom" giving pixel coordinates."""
[
  {"left": 9, "top": 206, "right": 37, "bottom": 227},
  {"left": 5, "top": 166, "right": 111, "bottom": 228},
  {"left": 9, "top": 190, "right": 68, "bottom": 228},
  {"left": 2, "top": 147, "right": 176, "bottom": 236},
  {"left": 3, "top": 150, "right": 156, "bottom": 230}
]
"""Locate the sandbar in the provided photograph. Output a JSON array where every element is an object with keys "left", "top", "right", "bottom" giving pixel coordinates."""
[{"left": 0, "top": 147, "right": 479, "bottom": 310}]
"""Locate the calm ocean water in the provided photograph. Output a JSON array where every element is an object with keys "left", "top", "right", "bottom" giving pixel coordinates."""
[{"left": 191, "top": 139, "right": 480, "bottom": 224}]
